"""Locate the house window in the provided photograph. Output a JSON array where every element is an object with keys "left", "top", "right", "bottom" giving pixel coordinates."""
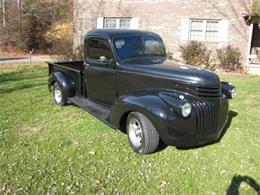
[
  {"left": 119, "top": 19, "right": 131, "bottom": 29},
  {"left": 104, "top": 19, "right": 117, "bottom": 29},
  {"left": 104, "top": 18, "right": 131, "bottom": 29},
  {"left": 190, "top": 20, "right": 204, "bottom": 41},
  {"left": 190, "top": 19, "right": 220, "bottom": 42},
  {"left": 206, "top": 21, "right": 219, "bottom": 41}
]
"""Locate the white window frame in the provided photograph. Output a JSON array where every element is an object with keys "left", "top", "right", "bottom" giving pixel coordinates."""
[
  {"left": 189, "top": 19, "right": 220, "bottom": 42},
  {"left": 96, "top": 17, "right": 139, "bottom": 29},
  {"left": 104, "top": 17, "right": 132, "bottom": 29}
]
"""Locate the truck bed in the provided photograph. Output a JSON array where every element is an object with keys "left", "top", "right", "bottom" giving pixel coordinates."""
[
  {"left": 48, "top": 60, "right": 84, "bottom": 96},
  {"left": 48, "top": 61, "right": 84, "bottom": 73}
]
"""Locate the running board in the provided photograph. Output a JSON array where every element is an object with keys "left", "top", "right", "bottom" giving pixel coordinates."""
[{"left": 68, "top": 96, "right": 116, "bottom": 129}]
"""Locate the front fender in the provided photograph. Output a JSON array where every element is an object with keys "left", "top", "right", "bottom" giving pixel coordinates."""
[
  {"left": 48, "top": 72, "right": 75, "bottom": 98},
  {"left": 110, "top": 90, "right": 191, "bottom": 144}
]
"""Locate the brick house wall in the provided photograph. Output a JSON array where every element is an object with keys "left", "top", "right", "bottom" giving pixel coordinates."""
[{"left": 74, "top": 0, "right": 251, "bottom": 64}]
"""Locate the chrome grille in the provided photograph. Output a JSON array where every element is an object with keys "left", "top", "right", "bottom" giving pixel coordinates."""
[{"left": 192, "top": 100, "right": 219, "bottom": 136}]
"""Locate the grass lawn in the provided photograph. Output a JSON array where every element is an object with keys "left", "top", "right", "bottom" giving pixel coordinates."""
[{"left": 0, "top": 64, "right": 259, "bottom": 194}]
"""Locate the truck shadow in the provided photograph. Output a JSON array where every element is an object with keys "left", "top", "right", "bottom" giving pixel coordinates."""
[
  {"left": 217, "top": 110, "right": 238, "bottom": 142},
  {"left": 226, "top": 175, "right": 260, "bottom": 195},
  {"left": 176, "top": 110, "right": 238, "bottom": 150}
]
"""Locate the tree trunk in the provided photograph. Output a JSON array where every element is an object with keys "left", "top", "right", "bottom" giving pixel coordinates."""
[
  {"left": 52, "top": 0, "right": 55, "bottom": 22},
  {"left": 2, "top": 0, "right": 6, "bottom": 27},
  {"left": 17, "top": 0, "right": 22, "bottom": 35}
]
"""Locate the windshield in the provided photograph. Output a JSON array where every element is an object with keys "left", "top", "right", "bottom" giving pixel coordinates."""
[{"left": 113, "top": 35, "right": 165, "bottom": 59}]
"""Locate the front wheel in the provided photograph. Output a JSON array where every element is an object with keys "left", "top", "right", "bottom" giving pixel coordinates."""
[
  {"left": 53, "top": 82, "right": 66, "bottom": 106},
  {"left": 126, "top": 112, "right": 160, "bottom": 154}
]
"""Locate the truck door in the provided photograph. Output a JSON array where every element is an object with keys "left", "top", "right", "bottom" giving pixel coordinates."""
[{"left": 84, "top": 37, "right": 117, "bottom": 106}]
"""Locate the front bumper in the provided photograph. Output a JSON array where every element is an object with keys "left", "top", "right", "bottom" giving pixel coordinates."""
[
  {"left": 170, "top": 133, "right": 223, "bottom": 147},
  {"left": 158, "top": 97, "right": 229, "bottom": 147}
]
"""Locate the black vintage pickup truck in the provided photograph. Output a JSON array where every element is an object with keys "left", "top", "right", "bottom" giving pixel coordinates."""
[{"left": 48, "top": 29, "right": 236, "bottom": 154}]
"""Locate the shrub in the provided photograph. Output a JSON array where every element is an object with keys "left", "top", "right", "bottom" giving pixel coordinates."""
[
  {"left": 45, "top": 22, "right": 82, "bottom": 61},
  {"left": 216, "top": 46, "right": 242, "bottom": 72},
  {"left": 179, "top": 41, "right": 216, "bottom": 70}
]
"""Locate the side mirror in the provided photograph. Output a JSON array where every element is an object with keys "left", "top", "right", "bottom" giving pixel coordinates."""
[
  {"left": 99, "top": 56, "right": 113, "bottom": 65},
  {"left": 99, "top": 56, "right": 107, "bottom": 63}
]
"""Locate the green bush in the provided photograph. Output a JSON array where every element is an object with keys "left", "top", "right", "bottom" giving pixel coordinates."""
[
  {"left": 179, "top": 41, "right": 216, "bottom": 70},
  {"left": 217, "top": 45, "right": 242, "bottom": 72},
  {"left": 252, "top": 0, "right": 260, "bottom": 14}
]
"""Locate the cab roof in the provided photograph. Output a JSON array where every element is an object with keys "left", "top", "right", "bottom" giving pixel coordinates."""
[{"left": 85, "top": 29, "right": 161, "bottom": 39}]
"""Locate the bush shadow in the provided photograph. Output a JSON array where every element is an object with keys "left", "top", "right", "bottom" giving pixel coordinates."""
[
  {"left": 0, "top": 82, "right": 46, "bottom": 94},
  {"left": 0, "top": 67, "right": 46, "bottom": 83},
  {"left": 226, "top": 175, "right": 260, "bottom": 195}
]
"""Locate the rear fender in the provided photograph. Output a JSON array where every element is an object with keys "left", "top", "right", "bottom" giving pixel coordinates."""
[{"left": 48, "top": 72, "right": 75, "bottom": 98}]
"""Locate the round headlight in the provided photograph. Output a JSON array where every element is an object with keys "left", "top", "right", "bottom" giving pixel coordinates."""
[
  {"left": 181, "top": 102, "right": 192, "bottom": 118},
  {"left": 231, "top": 87, "right": 237, "bottom": 98}
]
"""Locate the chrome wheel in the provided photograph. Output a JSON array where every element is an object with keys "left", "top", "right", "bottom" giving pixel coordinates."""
[
  {"left": 54, "top": 85, "right": 62, "bottom": 104},
  {"left": 127, "top": 112, "right": 160, "bottom": 154},
  {"left": 128, "top": 118, "right": 143, "bottom": 149}
]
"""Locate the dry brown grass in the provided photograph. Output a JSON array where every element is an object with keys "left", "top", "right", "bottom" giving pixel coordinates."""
[
  {"left": 0, "top": 51, "right": 28, "bottom": 58},
  {"left": 0, "top": 62, "right": 46, "bottom": 73}
]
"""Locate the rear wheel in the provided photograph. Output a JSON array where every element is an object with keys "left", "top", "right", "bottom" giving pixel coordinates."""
[
  {"left": 53, "top": 82, "right": 66, "bottom": 106},
  {"left": 126, "top": 112, "right": 159, "bottom": 154}
]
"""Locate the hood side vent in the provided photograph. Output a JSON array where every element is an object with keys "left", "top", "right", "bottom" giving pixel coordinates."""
[{"left": 197, "top": 86, "right": 221, "bottom": 98}]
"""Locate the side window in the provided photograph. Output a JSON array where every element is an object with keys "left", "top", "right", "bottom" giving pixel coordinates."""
[{"left": 86, "top": 38, "right": 112, "bottom": 62}]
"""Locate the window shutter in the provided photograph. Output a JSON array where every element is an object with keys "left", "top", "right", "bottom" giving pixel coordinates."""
[
  {"left": 180, "top": 18, "right": 190, "bottom": 43},
  {"left": 218, "top": 20, "right": 229, "bottom": 43},
  {"left": 96, "top": 17, "right": 104, "bottom": 29},
  {"left": 130, "top": 17, "right": 139, "bottom": 29}
]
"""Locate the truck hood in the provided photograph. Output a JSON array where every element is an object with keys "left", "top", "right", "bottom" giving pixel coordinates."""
[{"left": 121, "top": 59, "right": 220, "bottom": 86}]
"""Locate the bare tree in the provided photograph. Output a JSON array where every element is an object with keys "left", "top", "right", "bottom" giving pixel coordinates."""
[
  {"left": 17, "top": 0, "right": 22, "bottom": 33},
  {"left": 0, "top": 0, "right": 74, "bottom": 53},
  {"left": 201, "top": 0, "right": 251, "bottom": 39},
  {"left": 2, "top": 0, "right": 6, "bottom": 27}
]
